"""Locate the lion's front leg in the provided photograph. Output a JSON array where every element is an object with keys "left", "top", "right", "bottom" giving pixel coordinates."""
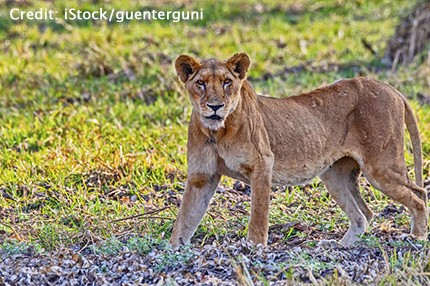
[
  {"left": 247, "top": 154, "right": 274, "bottom": 246},
  {"left": 169, "top": 172, "right": 221, "bottom": 250}
]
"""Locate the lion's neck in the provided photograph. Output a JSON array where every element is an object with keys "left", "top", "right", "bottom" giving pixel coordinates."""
[
  {"left": 240, "top": 80, "right": 257, "bottom": 100},
  {"left": 229, "top": 80, "right": 257, "bottom": 118}
]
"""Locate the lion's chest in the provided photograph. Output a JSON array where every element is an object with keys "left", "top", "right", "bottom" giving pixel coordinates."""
[{"left": 216, "top": 145, "right": 253, "bottom": 183}]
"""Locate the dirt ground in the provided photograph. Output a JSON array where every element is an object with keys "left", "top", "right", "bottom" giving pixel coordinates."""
[{"left": 2, "top": 179, "right": 430, "bottom": 286}]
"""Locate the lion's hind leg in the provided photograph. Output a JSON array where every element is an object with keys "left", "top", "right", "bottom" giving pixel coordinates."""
[
  {"left": 320, "top": 157, "right": 373, "bottom": 246},
  {"left": 362, "top": 163, "right": 428, "bottom": 240}
]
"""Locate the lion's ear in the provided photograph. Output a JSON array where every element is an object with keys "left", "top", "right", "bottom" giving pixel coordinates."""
[
  {"left": 226, "top": 53, "right": 250, "bottom": 80},
  {"left": 175, "top": 55, "right": 200, "bottom": 83}
]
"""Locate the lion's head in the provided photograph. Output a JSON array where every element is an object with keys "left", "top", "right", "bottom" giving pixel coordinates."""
[{"left": 175, "top": 53, "right": 250, "bottom": 130}]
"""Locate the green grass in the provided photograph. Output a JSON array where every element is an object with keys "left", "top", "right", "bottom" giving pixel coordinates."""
[{"left": 1, "top": 0, "right": 430, "bottom": 283}]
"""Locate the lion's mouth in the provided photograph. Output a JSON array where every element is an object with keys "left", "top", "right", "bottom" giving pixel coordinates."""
[{"left": 205, "top": 114, "right": 223, "bottom": 121}]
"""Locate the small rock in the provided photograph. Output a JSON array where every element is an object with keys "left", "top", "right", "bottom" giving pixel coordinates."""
[{"left": 262, "top": 264, "right": 277, "bottom": 272}]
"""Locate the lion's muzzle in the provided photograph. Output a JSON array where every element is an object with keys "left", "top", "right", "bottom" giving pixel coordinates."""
[{"left": 205, "top": 114, "right": 224, "bottom": 121}]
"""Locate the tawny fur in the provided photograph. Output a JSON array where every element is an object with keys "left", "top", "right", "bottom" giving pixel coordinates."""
[{"left": 169, "top": 53, "right": 427, "bottom": 249}]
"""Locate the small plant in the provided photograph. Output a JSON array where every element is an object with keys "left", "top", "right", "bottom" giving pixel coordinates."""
[
  {"left": 126, "top": 236, "right": 154, "bottom": 254},
  {"left": 1, "top": 239, "right": 43, "bottom": 257},
  {"left": 98, "top": 264, "right": 109, "bottom": 273},
  {"left": 359, "top": 234, "right": 382, "bottom": 248},
  {"left": 287, "top": 252, "right": 334, "bottom": 273},
  {"left": 127, "top": 235, "right": 167, "bottom": 254},
  {"left": 165, "top": 278, "right": 178, "bottom": 286},
  {"left": 90, "top": 235, "right": 169, "bottom": 256},
  {"left": 307, "top": 241, "right": 318, "bottom": 247},
  {"left": 91, "top": 236, "right": 124, "bottom": 256},
  {"left": 154, "top": 243, "right": 195, "bottom": 272},
  {"left": 296, "top": 231, "right": 307, "bottom": 239}
]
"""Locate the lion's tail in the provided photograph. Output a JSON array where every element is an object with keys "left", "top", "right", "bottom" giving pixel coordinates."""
[{"left": 402, "top": 94, "right": 423, "bottom": 187}]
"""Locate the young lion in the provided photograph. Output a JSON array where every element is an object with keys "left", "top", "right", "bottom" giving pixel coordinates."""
[{"left": 169, "top": 53, "right": 427, "bottom": 249}]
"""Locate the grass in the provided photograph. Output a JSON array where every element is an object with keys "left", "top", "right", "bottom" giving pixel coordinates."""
[{"left": 1, "top": 0, "right": 430, "bottom": 284}]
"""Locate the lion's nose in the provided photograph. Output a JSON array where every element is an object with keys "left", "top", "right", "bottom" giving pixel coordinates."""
[{"left": 207, "top": 104, "right": 224, "bottom": 111}]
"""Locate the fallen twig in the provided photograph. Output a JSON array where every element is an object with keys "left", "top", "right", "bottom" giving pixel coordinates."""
[
  {"left": 362, "top": 38, "right": 376, "bottom": 55},
  {"left": 0, "top": 222, "right": 24, "bottom": 241},
  {"left": 141, "top": 216, "right": 174, "bottom": 220},
  {"left": 269, "top": 221, "right": 300, "bottom": 231}
]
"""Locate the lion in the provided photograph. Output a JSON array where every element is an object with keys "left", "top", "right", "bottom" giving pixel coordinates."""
[{"left": 169, "top": 52, "right": 427, "bottom": 249}]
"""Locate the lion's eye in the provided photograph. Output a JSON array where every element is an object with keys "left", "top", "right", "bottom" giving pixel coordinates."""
[
  {"left": 196, "top": 80, "right": 205, "bottom": 86},
  {"left": 223, "top": 79, "right": 232, "bottom": 85}
]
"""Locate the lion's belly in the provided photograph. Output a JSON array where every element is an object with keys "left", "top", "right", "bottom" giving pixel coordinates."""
[
  {"left": 221, "top": 161, "right": 331, "bottom": 187},
  {"left": 265, "top": 159, "right": 329, "bottom": 186},
  {"left": 218, "top": 149, "right": 334, "bottom": 187},
  {"left": 271, "top": 163, "right": 331, "bottom": 187}
]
